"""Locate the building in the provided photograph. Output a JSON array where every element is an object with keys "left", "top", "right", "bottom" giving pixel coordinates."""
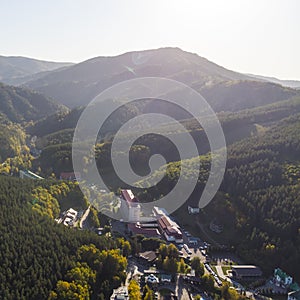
[
  {"left": 20, "top": 170, "right": 43, "bottom": 180},
  {"left": 62, "top": 208, "right": 78, "bottom": 226},
  {"left": 128, "top": 223, "right": 161, "bottom": 238},
  {"left": 139, "top": 251, "right": 157, "bottom": 263},
  {"left": 110, "top": 286, "right": 129, "bottom": 300},
  {"left": 153, "top": 206, "right": 183, "bottom": 243},
  {"left": 188, "top": 206, "right": 200, "bottom": 215},
  {"left": 161, "top": 274, "right": 172, "bottom": 283},
  {"left": 153, "top": 206, "right": 169, "bottom": 217},
  {"left": 157, "top": 215, "right": 183, "bottom": 243},
  {"left": 231, "top": 265, "right": 262, "bottom": 279},
  {"left": 274, "top": 268, "right": 293, "bottom": 287},
  {"left": 288, "top": 290, "right": 300, "bottom": 300},
  {"left": 120, "top": 189, "right": 141, "bottom": 222},
  {"left": 60, "top": 172, "right": 81, "bottom": 181}
]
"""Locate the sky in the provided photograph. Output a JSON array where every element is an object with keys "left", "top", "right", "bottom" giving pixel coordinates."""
[{"left": 1, "top": 0, "right": 299, "bottom": 80}]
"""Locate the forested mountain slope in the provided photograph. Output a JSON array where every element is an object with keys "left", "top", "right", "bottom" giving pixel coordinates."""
[
  {"left": 0, "top": 82, "right": 67, "bottom": 124},
  {"left": 134, "top": 114, "right": 300, "bottom": 280},
  {"left": 0, "top": 176, "right": 127, "bottom": 300}
]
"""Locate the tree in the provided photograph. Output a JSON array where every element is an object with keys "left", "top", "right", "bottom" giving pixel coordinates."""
[
  {"left": 143, "top": 285, "right": 154, "bottom": 300},
  {"left": 167, "top": 243, "right": 179, "bottom": 259},
  {"left": 178, "top": 258, "right": 186, "bottom": 274},
  {"left": 202, "top": 274, "right": 215, "bottom": 293},
  {"left": 163, "top": 257, "right": 178, "bottom": 275},
  {"left": 190, "top": 257, "right": 204, "bottom": 277},
  {"left": 49, "top": 280, "right": 90, "bottom": 300},
  {"left": 128, "top": 280, "right": 141, "bottom": 300},
  {"left": 158, "top": 244, "right": 168, "bottom": 259}
]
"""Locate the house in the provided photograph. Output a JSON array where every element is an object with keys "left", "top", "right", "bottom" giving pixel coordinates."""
[
  {"left": 161, "top": 274, "right": 172, "bottom": 283},
  {"left": 60, "top": 172, "right": 81, "bottom": 181},
  {"left": 288, "top": 290, "right": 300, "bottom": 300},
  {"left": 139, "top": 251, "right": 157, "bottom": 263},
  {"left": 62, "top": 208, "right": 78, "bottom": 227},
  {"left": 146, "top": 274, "right": 159, "bottom": 284},
  {"left": 274, "top": 268, "right": 293, "bottom": 287},
  {"left": 110, "top": 286, "right": 129, "bottom": 300},
  {"left": 20, "top": 170, "right": 44, "bottom": 180},
  {"left": 231, "top": 265, "right": 262, "bottom": 279},
  {"left": 188, "top": 206, "right": 200, "bottom": 214},
  {"left": 120, "top": 189, "right": 141, "bottom": 222}
]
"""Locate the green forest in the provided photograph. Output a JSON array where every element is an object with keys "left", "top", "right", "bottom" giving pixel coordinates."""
[{"left": 0, "top": 176, "right": 127, "bottom": 299}]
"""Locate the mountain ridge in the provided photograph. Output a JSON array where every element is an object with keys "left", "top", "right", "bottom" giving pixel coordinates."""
[
  {"left": 23, "top": 47, "right": 300, "bottom": 111},
  {"left": 0, "top": 55, "right": 73, "bottom": 85}
]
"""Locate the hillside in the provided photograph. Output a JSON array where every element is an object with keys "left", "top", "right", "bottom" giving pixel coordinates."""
[
  {"left": 133, "top": 113, "right": 300, "bottom": 280},
  {"left": 25, "top": 47, "right": 299, "bottom": 111},
  {"left": 0, "top": 55, "right": 73, "bottom": 85},
  {"left": 247, "top": 73, "right": 300, "bottom": 89},
  {"left": 0, "top": 82, "right": 68, "bottom": 123},
  {"left": 0, "top": 176, "right": 127, "bottom": 299}
]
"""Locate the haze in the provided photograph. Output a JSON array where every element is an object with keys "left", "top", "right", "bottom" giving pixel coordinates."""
[{"left": 1, "top": 0, "right": 299, "bottom": 80}]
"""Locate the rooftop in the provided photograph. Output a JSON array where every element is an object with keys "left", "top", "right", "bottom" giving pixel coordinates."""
[{"left": 121, "top": 189, "right": 139, "bottom": 204}]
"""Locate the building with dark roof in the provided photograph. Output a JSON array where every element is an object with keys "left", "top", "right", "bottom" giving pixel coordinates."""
[
  {"left": 139, "top": 251, "right": 157, "bottom": 263},
  {"left": 231, "top": 265, "right": 262, "bottom": 279},
  {"left": 128, "top": 223, "right": 161, "bottom": 238}
]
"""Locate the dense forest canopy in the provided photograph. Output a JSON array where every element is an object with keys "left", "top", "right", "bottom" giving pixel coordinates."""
[{"left": 0, "top": 176, "right": 127, "bottom": 299}]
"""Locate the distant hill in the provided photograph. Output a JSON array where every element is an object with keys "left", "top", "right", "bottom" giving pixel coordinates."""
[
  {"left": 246, "top": 73, "right": 300, "bottom": 89},
  {"left": 0, "top": 55, "right": 73, "bottom": 85},
  {"left": 0, "top": 82, "right": 68, "bottom": 123},
  {"left": 24, "top": 47, "right": 300, "bottom": 111}
]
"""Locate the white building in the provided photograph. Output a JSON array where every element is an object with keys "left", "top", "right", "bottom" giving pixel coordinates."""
[
  {"left": 120, "top": 189, "right": 141, "bottom": 222},
  {"left": 188, "top": 206, "right": 200, "bottom": 214}
]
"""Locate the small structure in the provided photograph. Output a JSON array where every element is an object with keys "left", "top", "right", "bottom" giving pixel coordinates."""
[
  {"left": 139, "top": 251, "right": 157, "bottom": 263},
  {"left": 161, "top": 274, "right": 172, "bottom": 283},
  {"left": 60, "top": 172, "right": 81, "bottom": 181},
  {"left": 188, "top": 206, "right": 200, "bottom": 215},
  {"left": 274, "top": 268, "right": 293, "bottom": 288},
  {"left": 231, "top": 265, "right": 262, "bottom": 279},
  {"left": 20, "top": 170, "right": 43, "bottom": 180},
  {"left": 288, "top": 290, "right": 300, "bottom": 300},
  {"left": 62, "top": 208, "right": 78, "bottom": 227},
  {"left": 110, "top": 286, "right": 129, "bottom": 300},
  {"left": 146, "top": 274, "right": 159, "bottom": 284}
]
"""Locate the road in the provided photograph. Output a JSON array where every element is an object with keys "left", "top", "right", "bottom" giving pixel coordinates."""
[{"left": 79, "top": 205, "right": 91, "bottom": 228}]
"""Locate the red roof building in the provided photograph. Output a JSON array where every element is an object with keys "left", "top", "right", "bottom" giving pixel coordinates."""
[{"left": 157, "top": 215, "right": 183, "bottom": 243}]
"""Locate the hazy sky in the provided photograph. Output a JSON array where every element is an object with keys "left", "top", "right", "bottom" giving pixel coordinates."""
[{"left": 1, "top": 0, "right": 299, "bottom": 80}]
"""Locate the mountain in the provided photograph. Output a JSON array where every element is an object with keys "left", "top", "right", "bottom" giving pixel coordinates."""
[
  {"left": 0, "top": 82, "right": 68, "bottom": 123},
  {"left": 247, "top": 73, "right": 300, "bottom": 89},
  {"left": 0, "top": 55, "right": 73, "bottom": 85},
  {"left": 25, "top": 47, "right": 299, "bottom": 111}
]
